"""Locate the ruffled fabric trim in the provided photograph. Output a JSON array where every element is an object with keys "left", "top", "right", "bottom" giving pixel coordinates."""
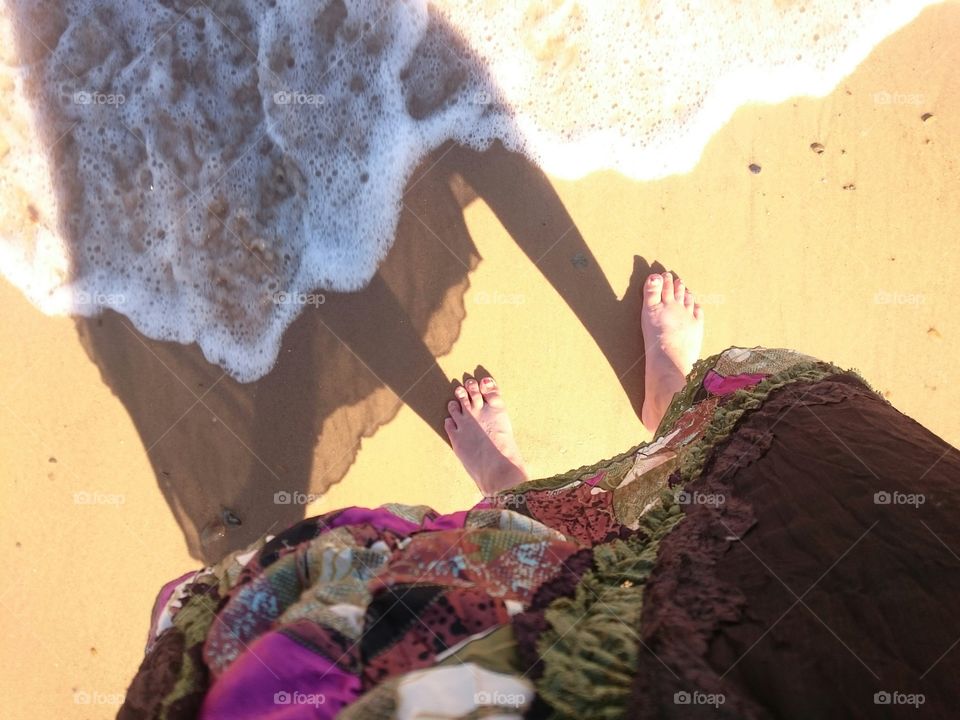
[{"left": 522, "top": 357, "right": 879, "bottom": 719}]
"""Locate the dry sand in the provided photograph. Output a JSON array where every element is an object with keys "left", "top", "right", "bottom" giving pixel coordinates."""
[{"left": 2, "top": 3, "right": 959, "bottom": 717}]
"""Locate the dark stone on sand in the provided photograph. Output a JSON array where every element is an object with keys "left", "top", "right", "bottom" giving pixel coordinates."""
[
  {"left": 921, "top": 112, "right": 934, "bottom": 122},
  {"left": 748, "top": 163, "right": 762, "bottom": 174},
  {"left": 810, "top": 142, "right": 825, "bottom": 154}
]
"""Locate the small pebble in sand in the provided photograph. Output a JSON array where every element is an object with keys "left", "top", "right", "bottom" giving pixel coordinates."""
[
  {"left": 927, "top": 326, "right": 942, "bottom": 339},
  {"left": 810, "top": 142, "right": 825, "bottom": 154},
  {"left": 842, "top": 183, "right": 856, "bottom": 191},
  {"left": 748, "top": 163, "right": 762, "bottom": 174},
  {"left": 48, "top": 457, "right": 57, "bottom": 463},
  {"left": 921, "top": 112, "right": 934, "bottom": 122},
  {"left": 90, "top": 647, "right": 98, "bottom": 656}
]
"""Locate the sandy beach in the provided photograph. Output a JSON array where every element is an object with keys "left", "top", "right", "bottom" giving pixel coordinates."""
[{"left": 1, "top": 3, "right": 959, "bottom": 717}]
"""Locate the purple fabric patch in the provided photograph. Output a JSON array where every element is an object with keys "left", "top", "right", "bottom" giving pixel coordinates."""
[
  {"left": 200, "top": 632, "right": 362, "bottom": 720},
  {"left": 422, "top": 510, "right": 470, "bottom": 530},
  {"left": 327, "top": 507, "right": 421, "bottom": 536},
  {"left": 582, "top": 470, "right": 605, "bottom": 487},
  {"left": 703, "top": 370, "right": 768, "bottom": 396},
  {"left": 327, "top": 506, "right": 469, "bottom": 535}
]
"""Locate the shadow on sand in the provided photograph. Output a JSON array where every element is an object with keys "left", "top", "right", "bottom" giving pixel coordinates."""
[
  {"left": 76, "top": 142, "right": 661, "bottom": 562},
  {"left": 7, "top": 2, "right": 661, "bottom": 562}
]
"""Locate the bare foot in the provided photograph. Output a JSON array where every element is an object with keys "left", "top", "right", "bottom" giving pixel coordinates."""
[
  {"left": 444, "top": 376, "right": 529, "bottom": 497},
  {"left": 641, "top": 272, "right": 705, "bottom": 433}
]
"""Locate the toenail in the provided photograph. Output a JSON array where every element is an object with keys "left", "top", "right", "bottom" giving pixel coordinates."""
[
  {"left": 482, "top": 377, "right": 495, "bottom": 387},
  {"left": 455, "top": 388, "right": 466, "bottom": 396}
]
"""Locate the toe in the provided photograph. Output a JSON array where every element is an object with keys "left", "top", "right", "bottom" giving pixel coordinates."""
[
  {"left": 674, "top": 278, "right": 685, "bottom": 302},
  {"left": 465, "top": 378, "right": 483, "bottom": 409},
  {"left": 661, "top": 272, "right": 675, "bottom": 303},
  {"left": 684, "top": 288, "right": 694, "bottom": 308},
  {"left": 693, "top": 302, "right": 704, "bottom": 320},
  {"left": 480, "top": 376, "right": 504, "bottom": 408},
  {"left": 643, "top": 274, "right": 664, "bottom": 308},
  {"left": 454, "top": 384, "right": 471, "bottom": 411},
  {"left": 444, "top": 417, "right": 458, "bottom": 436},
  {"left": 448, "top": 400, "right": 461, "bottom": 416}
]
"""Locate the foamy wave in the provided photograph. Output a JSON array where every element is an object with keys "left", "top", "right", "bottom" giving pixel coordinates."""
[{"left": 0, "top": 0, "right": 938, "bottom": 380}]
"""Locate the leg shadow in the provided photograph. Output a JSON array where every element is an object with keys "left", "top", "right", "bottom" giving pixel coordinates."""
[
  {"left": 444, "top": 142, "right": 659, "bottom": 419},
  {"left": 75, "top": 146, "right": 479, "bottom": 563}
]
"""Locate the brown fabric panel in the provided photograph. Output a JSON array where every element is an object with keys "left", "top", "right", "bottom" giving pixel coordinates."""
[{"left": 631, "top": 377, "right": 960, "bottom": 719}]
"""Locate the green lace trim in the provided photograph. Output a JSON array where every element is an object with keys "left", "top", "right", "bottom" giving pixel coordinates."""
[
  {"left": 497, "top": 441, "right": 649, "bottom": 497},
  {"left": 534, "top": 495, "right": 684, "bottom": 719},
  {"left": 156, "top": 575, "right": 220, "bottom": 719},
  {"left": 532, "top": 355, "right": 881, "bottom": 719}
]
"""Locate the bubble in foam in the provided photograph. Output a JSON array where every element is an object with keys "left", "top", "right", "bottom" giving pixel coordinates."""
[{"left": 0, "top": 0, "right": 939, "bottom": 381}]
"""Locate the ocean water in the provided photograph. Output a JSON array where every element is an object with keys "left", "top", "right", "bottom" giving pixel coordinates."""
[{"left": 0, "top": 0, "right": 938, "bottom": 380}]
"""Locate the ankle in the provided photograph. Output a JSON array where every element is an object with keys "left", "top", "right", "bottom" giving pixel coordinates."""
[{"left": 642, "top": 387, "right": 680, "bottom": 430}]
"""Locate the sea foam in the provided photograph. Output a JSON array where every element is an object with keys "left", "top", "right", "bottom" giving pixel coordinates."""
[{"left": 0, "top": 0, "right": 939, "bottom": 380}]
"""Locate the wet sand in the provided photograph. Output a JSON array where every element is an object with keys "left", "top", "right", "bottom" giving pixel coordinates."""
[{"left": 1, "top": 3, "right": 959, "bottom": 717}]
